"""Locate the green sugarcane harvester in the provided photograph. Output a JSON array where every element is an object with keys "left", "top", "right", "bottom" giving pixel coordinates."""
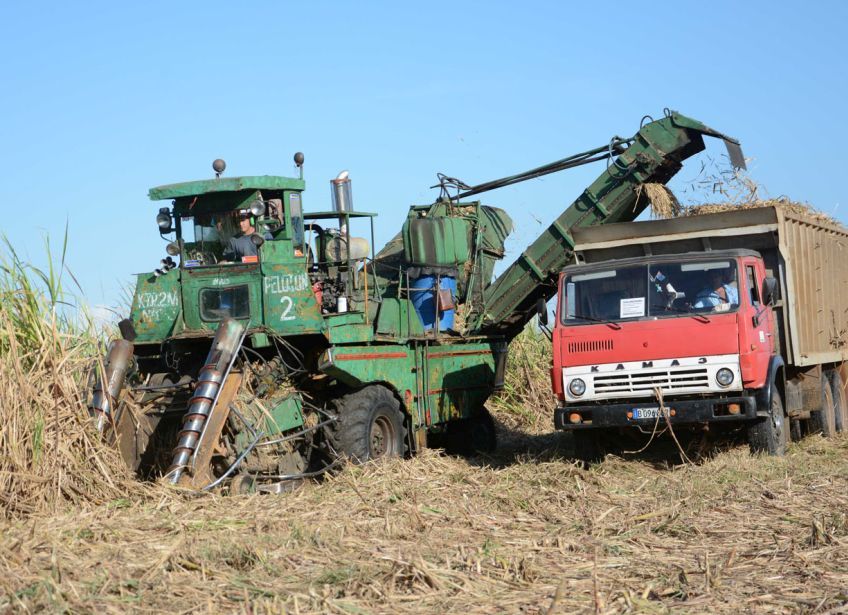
[{"left": 90, "top": 111, "right": 745, "bottom": 492}]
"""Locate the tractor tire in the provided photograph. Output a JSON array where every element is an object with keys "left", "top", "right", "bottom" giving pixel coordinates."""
[
  {"left": 829, "top": 370, "right": 848, "bottom": 433},
  {"left": 809, "top": 372, "right": 837, "bottom": 437},
  {"left": 572, "top": 429, "right": 607, "bottom": 465},
  {"left": 330, "top": 385, "right": 406, "bottom": 463},
  {"left": 747, "top": 389, "right": 788, "bottom": 456}
]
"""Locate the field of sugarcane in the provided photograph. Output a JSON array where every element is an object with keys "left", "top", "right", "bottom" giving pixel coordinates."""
[{"left": 1, "top": 216, "right": 847, "bottom": 614}]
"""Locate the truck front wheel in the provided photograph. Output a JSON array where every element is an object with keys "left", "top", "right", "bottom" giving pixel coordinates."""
[
  {"left": 747, "top": 389, "right": 788, "bottom": 456},
  {"left": 330, "top": 386, "right": 406, "bottom": 463}
]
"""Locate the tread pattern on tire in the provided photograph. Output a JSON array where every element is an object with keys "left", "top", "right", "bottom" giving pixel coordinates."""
[
  {"left": 747, "top": 389, "right": 787, "bottom": 456},
  {"left": 328, "top": 385, "right": 407, "bottom": 463}
]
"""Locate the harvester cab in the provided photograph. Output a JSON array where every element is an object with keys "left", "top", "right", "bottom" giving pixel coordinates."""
[{"left": 133, "top": 155, "right": 376, "bottom": 346}]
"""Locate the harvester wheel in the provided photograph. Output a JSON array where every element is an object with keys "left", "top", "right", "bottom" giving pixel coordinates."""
[
  {"left": 828, "top": 370, "right": 848, "bottom": 433},
  {"left": 331, "top": 386, "right": 406, "bottom": 463},
  {"left": 809, "top": 373, "right": 837, "bottom": 437},
  {"left": 747, "top": 389, "right": 788, "bottom": 456}
]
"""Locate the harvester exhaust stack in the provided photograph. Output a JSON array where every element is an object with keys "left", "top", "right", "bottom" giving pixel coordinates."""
[
  {"left": 165, "top": 319, "right": 246, "bottom": 485},
  {"left": 89, "top": 339, "right": 134, "bottom": 433}
]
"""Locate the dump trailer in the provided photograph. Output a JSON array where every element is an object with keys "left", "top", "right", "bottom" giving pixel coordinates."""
[
  {"left": 551, "top": 205, "right": 848, "bottom": 459},
  {"left": 90, "top": 111, "right": 743, "bottom": 491}
]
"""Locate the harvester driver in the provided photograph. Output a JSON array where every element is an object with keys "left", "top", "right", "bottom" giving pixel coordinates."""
[{"left": 223, "top": 210, "right": 260, "bottom": 261}]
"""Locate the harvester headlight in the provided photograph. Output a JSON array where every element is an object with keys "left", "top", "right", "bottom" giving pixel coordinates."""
[
  {"left": 569, "top": 378, "right": 586, "bottom": 397},
  {"left": 716, "top": 368, "right": 734, "bottom": 387},
  {"left": 156, "top": 208, "right": 172, "bottom": 233},
  {"left": 166, "top": 241, "right": 181, "bottom": 256},
  {"left": 249, "top": 199, "right": 266, "bottom": 217}
]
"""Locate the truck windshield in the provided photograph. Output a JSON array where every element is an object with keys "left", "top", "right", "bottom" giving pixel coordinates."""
[{"left": 561, "top": 260, "right": 739, "bottom": 325}]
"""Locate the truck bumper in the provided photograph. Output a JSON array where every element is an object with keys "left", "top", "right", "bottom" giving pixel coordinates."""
[{"left": 555, "top": 395, "right": 757, "bottom": 430}]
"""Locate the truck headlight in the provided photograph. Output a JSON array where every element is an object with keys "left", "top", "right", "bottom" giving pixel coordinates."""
[
  {"left": 569, "top": 378, "right": 586, "bottom": 397},
  {"left": 716, "top": 368, "right": 734, "bottom": 387}
]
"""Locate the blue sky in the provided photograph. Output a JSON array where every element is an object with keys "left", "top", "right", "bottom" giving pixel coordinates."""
[{"left": 1, "top": 1, "right": 846, "bottom": 315}]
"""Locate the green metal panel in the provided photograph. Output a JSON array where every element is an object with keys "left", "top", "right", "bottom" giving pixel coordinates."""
[
  {"left": 265, "top": 395, "right": 305, "bottom": 433},
  {"left": 375, "top": 297, "right": 426, "bottom": 339},
  {"left": 319, "top": 344, "right": 417, "bottom": 391},
  {"left": 260, "top": 263, "right": 324, "bottom": 334},
  {"left": 149, "top": 176, "right": 305, "bottom": 201},
  {"left": 234, "top": 394, "right": 305, "bottom": 450},
  {"left": 318, "top": 341, "right": 497, "bottom": 430},
  {"left": 325, "top": 312, "right": 374, "bottom": 344},
  {"left": 129, "top": 271, "right": 183, "bottom": 342},
  {"left": 402, "top": 216, "right": 471, "bottom": 267},
  {"left": 179, "top": 266, "right": 262, "bottom": 332},
  {"left": 422, "top": 342, "right": 497, "bottom": 425}
]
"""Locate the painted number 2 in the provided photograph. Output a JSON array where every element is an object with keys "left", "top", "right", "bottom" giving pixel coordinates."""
[{"left": 279, "top": 296, "right": 296, "bottom": 321}]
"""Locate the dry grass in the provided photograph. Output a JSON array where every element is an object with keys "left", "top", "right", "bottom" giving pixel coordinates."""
[
  {"left": 0, "top": 237, "right": 152, "bottom": 518},
  {"left": 2, "top": 238, "right": 848, "bottom": 613},
  {"left": 490, "top": 326, "right": 554, "bottom": 435},
  {"left": 1, "top": 436, "right": 847, "bottom": 613}
]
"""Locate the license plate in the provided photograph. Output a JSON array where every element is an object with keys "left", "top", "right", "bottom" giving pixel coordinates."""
[{"left": 632, "top": 407, "right": 662, "bottom": 420}]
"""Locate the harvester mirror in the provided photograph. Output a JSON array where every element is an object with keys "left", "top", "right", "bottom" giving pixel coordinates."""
[
  {"left": 250, "top": 233, "right": 265, "bottom": 248},
  {"left": 535, "top": 297, "right": 549, "bottom": 327},
  {"left": 761, "top": 276, "right": 778, "bottom": 306},
  {"left": 156, "top": 207, "right": 172, "bottom": 234}
]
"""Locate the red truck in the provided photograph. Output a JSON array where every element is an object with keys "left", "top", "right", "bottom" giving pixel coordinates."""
[{"left": 551, "top": 205, "right": 848, "bottom": 460}]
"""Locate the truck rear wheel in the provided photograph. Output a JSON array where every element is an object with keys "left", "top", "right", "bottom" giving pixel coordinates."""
[
  {"left": 747, "top": 389, "right": 788, "bottom": 456},
  {"left": 330, "top": 386, "right": 406, "bottom": 463},
  {"left": 829, "top": 370, "right": 848, "bottom": 432},
  {"left": 809, "top": 373, "right": 837, "bottom": 437}
]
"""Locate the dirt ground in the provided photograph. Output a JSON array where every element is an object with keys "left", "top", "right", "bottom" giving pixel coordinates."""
[{"left": 1, "top": 428, "right": 846, "bottom": 614}]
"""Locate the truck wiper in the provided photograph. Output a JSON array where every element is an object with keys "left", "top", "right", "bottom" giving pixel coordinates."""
[
  {"left": 652, "top": 304, "right": 710, "bottom": 323},
  {"left": 569, "top": 313, "right": 622, "bottom": 330}
]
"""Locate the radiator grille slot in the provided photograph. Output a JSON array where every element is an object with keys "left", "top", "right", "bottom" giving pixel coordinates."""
[
  {"left": 593, "top": 367, "right": 709, "bottom": 394},
  {"left": 567, "top": 339, "right": 614, "bottom": 353}
]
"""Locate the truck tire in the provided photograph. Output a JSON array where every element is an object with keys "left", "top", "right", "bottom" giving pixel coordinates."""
[
  {"left": 829, "top": 370, "right": 848, "bottom": 432},
  {"left": 809, "top": 373, "right": 837, "bottom": 437},
  {"left": 572, "top": 430, "right": 607, "bottom": 465},
  {"left": 330, "top": 386, "right": 406, "bottom": 463},
  {"left": 747, "top": 389, "right": 788, "bottom": 456}
]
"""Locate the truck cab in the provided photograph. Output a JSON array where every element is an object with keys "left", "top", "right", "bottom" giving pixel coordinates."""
[{"left": 553, "top": 249, "right": 776, "bottom": 432}]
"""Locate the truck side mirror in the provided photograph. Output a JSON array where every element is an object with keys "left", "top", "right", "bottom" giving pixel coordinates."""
[
  {"left": 535, "top": 297, "right": 549, "bottom": 327},
  {"left": 761, "top": 276, "right": 778, "bottom": 306}
]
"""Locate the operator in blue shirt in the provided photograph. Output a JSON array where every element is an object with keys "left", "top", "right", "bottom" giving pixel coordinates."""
[{"left": 694, "top": 270, "right": 739, "bottom": 310}]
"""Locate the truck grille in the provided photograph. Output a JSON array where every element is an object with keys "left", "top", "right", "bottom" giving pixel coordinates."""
[
  {"left": 593, "top": 367, "right": 709, "bottom": 394},
  {"left": 568, "top": 339, "right": 613, "bottom": 353}
]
